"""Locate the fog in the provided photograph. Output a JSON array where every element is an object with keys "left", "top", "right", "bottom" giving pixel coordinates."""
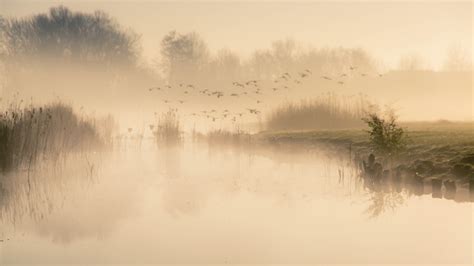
[
  {"left": 1, "top": 2, "right": 472, "bottom": 130},
  {"left": 0, "top": 1, "right": 473, "bottom": 265}
]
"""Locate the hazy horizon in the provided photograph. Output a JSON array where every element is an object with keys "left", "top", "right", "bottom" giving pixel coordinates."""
[
  {"left": 1, "top": 1, "right": 474, "bottom": 265},
  {"left": 1, "top": 1, "right": 472, "bottom": 69}
]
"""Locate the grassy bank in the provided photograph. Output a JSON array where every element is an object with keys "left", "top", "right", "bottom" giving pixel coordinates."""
[{"left": 255, "top": 121, "right": 474, "bottom": 185}]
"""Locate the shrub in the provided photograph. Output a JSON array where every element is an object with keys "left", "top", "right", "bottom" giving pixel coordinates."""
[{"left": 362, "top": 111, "right": 405, "bottom": 157}]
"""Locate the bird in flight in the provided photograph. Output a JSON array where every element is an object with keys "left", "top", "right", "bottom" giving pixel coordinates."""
[
  {"left": 247, "top": 108, "right": 260, "bottom": 114},
  {"left": 148, "top": 87, "right": 161, "bottom": 91}
]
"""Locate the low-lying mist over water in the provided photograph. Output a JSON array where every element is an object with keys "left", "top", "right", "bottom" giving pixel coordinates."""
[{"left": 0, "top": 1, "right": 473, "bottom": 265}]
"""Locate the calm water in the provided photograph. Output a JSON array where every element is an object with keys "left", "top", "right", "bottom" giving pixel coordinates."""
[{"left": 0, "top": 141, "right": 472, "bottom": 265}]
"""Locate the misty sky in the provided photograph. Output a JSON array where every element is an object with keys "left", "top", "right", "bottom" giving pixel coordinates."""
[{"left": 1, "top": 1, "right": 472, "bottom": 69}]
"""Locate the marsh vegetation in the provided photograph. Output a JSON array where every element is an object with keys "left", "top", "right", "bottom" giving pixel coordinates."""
[
  {"left": 265, "top": 93, "right": 371, "bottom": 131},
  {"left": 153, "top": 108, "right": 183, "bottom": 146},
  {"left": 0, "top": 101, "right": 109, "bottom": 172}
]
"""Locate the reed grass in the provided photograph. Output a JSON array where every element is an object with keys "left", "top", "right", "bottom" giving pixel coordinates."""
[
  {"left": 153, "top": 108, "right": 183, "bottom": 145},
  {"left": 205, "top": 129, "right": 251, "bottom": 146},
  {"left": 0, "top": 102, "right": 107, "bottom": 172},
  {"left": 265, "top": 93, "right": 372, "bottom": 131}
]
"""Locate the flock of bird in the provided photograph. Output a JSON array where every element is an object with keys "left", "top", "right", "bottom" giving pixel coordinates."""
[{"left": 147, "top": 66, "right": 383, "bottom": 124}]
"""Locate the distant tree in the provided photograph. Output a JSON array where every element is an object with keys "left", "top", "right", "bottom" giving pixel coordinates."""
[
  {"left": 271, "top": 39, "right": 298, "bottom": 72},
  {"left": 442, "top": 46, "right": 472, "bottom": 72},
  {"left": 213, "top": 49, "right": 240, "bottom": 71},
  {"left": 0, "top": 6, "right": 140, "bottom": 68},
  {"left": 206, "top": 49, "right": 241, "bottom": 84},
  {"left": 248, "top": 40, "right": 377, "bottom": 79},
  {"left": 398, "top": 54, "right": 426, "bottom": 71},
  {"left": 346, "top": 48, "right": 377, "bottom": 73},
  {"left": 248, "top": 49, "right": 275, "bottom": 79},
  {"left": 160, "top": 31, "right": 209, "bottom": 83}
]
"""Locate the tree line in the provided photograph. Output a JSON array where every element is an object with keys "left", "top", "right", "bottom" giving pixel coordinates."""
[{"left": 0, "top": 6, "right": 471, "bottom": 88}]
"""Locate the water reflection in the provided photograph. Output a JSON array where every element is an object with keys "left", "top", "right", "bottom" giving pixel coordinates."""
[
  {"left": 0, "top": 153, "right": 100, "bottom": 225},
  {"left": 359, "top": 156, "right": 473, "bottom": 205},
  {"left": 0, "top": 142, "right": 472, "bottom": 264}
]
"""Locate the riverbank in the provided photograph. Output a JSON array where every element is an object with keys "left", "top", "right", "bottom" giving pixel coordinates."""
[{"left": 254, "top": 121, "right": 474, "bottom": 190}]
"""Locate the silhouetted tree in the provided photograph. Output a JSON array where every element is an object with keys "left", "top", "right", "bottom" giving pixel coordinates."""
[
  {"left": 248, "top": 49, "right": 275, "bottom": 79},
  {"left": 0, "top": 6, "right": 140, "bottom": 68},
  {"left": 160, "top": 31, "right": 209, "bottom": 83},
  {"left": 248, "top": 39, "right": 377, "bottom": 79}
]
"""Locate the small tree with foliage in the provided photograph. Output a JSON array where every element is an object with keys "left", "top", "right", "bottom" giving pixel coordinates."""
[{"left": 362, "top": 111, "right": 405, "bottom": 157}]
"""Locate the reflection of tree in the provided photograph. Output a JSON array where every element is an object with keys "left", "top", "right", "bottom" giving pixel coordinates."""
[
  {"left": 156, "top": 145, "right": 205, "bottom": 216},
  {"left": 364, "top": 191, "right": 404, "bottom": 218}
]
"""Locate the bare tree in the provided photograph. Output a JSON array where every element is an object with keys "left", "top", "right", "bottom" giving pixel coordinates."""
[
  {"left": 271, "top": 38, "right": 298, "bottom": 73},
  {"left": 205, "top": 49, "right": 241, "bottom": 85},
  {"left": 398, "top": 54, "right": 426, "bottom": 71},
  {"left": 248, "top": 49, "right": 275, "bottom": 79},
  {"left": 442, "top": 46, "right": 472, "bottom": 72},
  {"left": 248, "top": 39, "right": 377, "bottom": 78}
]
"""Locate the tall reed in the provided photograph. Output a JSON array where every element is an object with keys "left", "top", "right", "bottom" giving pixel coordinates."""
[
  {"left": 265, "top": 93, "right": 372, "bottom": 131},
  {"left": 153, "top": 108, "right": 182, "bottom": 146},
  {"left": 0, "top": 102, "right": 107, "bottom": 171}
]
